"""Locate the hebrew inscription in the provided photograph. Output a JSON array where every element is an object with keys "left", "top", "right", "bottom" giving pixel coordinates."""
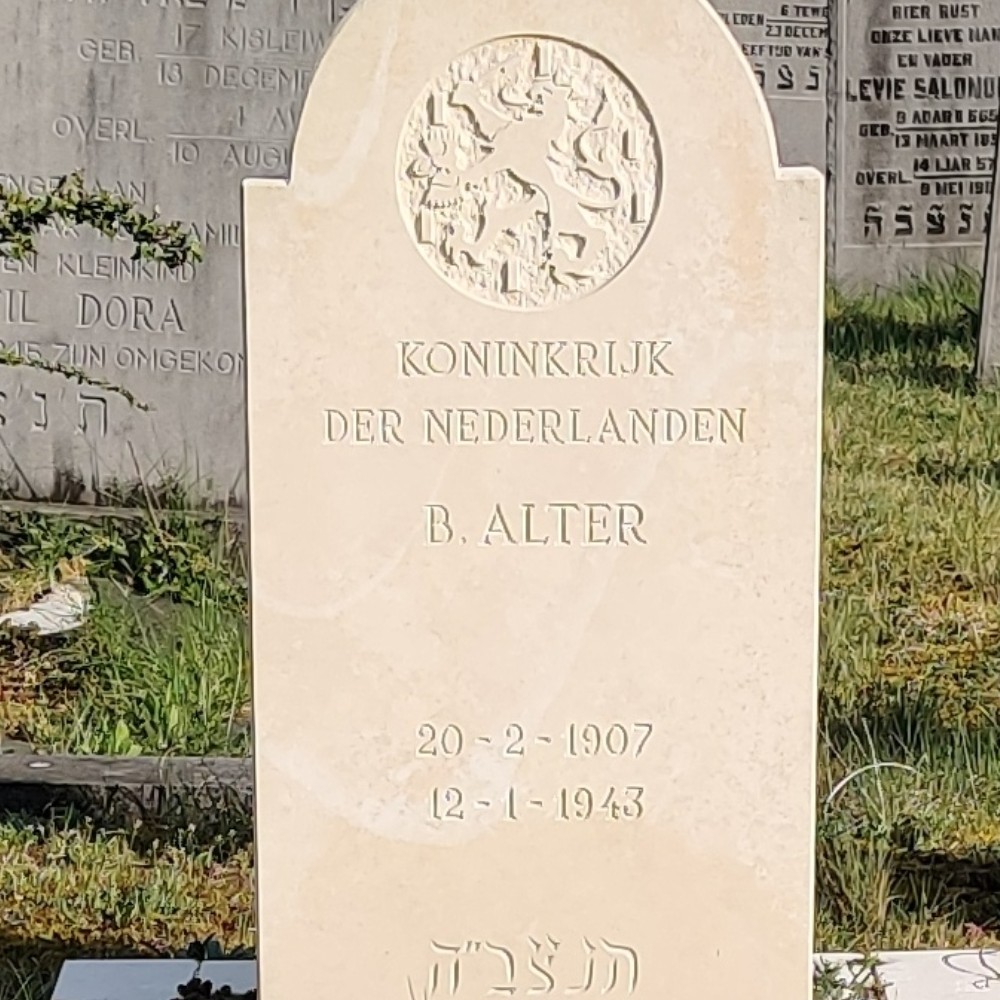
[
  {"left": 396, "top": 37, "right": 661, "bottom": 310},
  {"left": 407, "top": 937, "right": 639, "bottom": 1000}
]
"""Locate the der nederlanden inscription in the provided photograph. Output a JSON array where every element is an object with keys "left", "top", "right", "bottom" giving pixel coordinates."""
[
  {"left": 245, "top": 2, "right": 822, "bottom": 997},
  {"left": 325, "top": 339, "right": 745, "bottom": 447}
]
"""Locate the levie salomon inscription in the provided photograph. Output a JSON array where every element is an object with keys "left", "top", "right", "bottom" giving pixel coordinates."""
[{"left": 396, "top": 36, "right": 662, "bottom": 310}]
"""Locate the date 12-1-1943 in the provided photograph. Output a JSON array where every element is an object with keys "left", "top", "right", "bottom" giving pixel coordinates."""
[{"left": 424, "top": 502, "right": 649, "bottom": 547}]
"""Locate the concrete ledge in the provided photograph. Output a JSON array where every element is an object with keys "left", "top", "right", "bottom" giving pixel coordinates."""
[
  {"left": 52, "top": 951, "right": 1000, "bottom": 999},
  {"left": 52, "top": 960, "right": 200, "bottom": 1000}
]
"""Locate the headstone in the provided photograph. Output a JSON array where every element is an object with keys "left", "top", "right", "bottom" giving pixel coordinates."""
[
  {"left": 0, "top": 0, "right": 354, "bottom": 504},
  {"left": 830, "top": 0, "right": 1000, "bottom": 287},
  {"left": 712, "top": 0, "right": 829, "bottom": 168},
  {"left": 976, "top": 114, "right": 1000, "bottom": 383},
  {"left": 245, "top": 0, "right": 824, "bottom": 997}
]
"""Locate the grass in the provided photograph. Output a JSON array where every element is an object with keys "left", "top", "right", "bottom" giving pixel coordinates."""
[
  {"left": 3, "top": 267, "right": 1000, "bottom": 996},
  {"left": 0, "top": 488, "right": 249, "bottom": 756},
  {"left": 817, "top": 267, "right": 1000, "bottom": 952},
  {"left": 0, "top": 810, "right": 253, "bottom": 1000}
]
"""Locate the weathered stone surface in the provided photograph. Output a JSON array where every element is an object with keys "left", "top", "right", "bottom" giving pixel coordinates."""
[
  {"left": 830, "top": 0, "right": 1000, "bottom": 288},
  {"left": 0, "top": 0, "right": 353, "bottom": 503},
  {"left": 712, "top": 0, "right": 829, "bottom": 168},
  {"left": 976, "top": 128, "right": 1000, "bottom": 383},
  {"left": 245, "top": 0, "right": 824, "bottom": 996}
]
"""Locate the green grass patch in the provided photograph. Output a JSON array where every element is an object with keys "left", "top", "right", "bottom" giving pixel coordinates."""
[
  {"left": 818, "top": 266, "right": 1000, "bottom": 950},
  {"left": 0, "top": 484, "right": 249, "bottom": 755},
  {"left": 0, "top": 810, "right": 253, "bottom": 1000}
]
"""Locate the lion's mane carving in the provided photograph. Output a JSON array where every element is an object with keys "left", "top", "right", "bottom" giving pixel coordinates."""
[{"left": 396, "top": 37, "right": 661, "bottom": 310}]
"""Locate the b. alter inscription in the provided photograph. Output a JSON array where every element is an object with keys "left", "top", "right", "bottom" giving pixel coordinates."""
[{"left": 424, "top": 502, "right": 649, "bottom": 548}]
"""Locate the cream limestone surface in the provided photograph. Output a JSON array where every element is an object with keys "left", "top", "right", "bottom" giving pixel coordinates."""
[{"left": 244, "top": 0, "right": 824, "bottom": 996}]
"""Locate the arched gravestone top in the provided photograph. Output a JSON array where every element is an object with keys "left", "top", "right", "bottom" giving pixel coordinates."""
[{"left": 245, "top": 0, "right": 823, "bottom": 998}]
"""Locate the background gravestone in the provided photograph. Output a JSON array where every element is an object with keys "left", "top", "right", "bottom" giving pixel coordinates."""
[
  {"left": 0, "top": 0, "right": 822, "bottom": 507},
  {"left": 830, "top": 0, "right": 1000, "bottom": 287},
  {"left": 0, "top": 0, "right": 354, "bottom": 504},
  {"left": 712, "top": 0, "right": 829, "bottom": 168},
  {"left": 245, "top": 0, "right": 824, "bottom": 995},
  {"left": 975, "top": 120, "right": 1000, "bottom": 383}
]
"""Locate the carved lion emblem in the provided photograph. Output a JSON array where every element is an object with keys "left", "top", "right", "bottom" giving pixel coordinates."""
[{"left": 396, "top": 36, "right": 661, "bottom": 310}]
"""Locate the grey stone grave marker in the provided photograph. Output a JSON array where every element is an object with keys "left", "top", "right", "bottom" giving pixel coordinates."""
[
  {"left": 0, "top": 0, "right": 354, "bottom": 504},
  {"left": 830, "top": 0, "right": 1000, "bottom": 288},
  {"left": 975, "top": 108, "right": 1000, "bottom": 383},
  {"left": 711, "top": 0, "right": 829, "bottom": 169}
]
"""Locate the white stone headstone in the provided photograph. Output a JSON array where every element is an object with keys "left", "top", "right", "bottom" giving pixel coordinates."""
[{"left": 245, "top": 0, "right": 824, "bottom": 996}]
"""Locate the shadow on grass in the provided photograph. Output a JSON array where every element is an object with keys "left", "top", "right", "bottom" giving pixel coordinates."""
[
  {"left": 913, "top": 456, "right": 1000, "bottom": 489},
  {"left": 893, "top": 850, "right": 1000, "bottom": 937},
  {"left": 0, "top": 784, "right": 253, "bottom": 858},
  {"left": 821, "top": 699, "right": 1000, "bottom": 764},
  {"left": 826, "top": 266, "right": 982, "bottom": 392}
]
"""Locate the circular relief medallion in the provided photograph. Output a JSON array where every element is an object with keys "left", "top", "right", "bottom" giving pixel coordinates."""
[{"left": 396, "top": 36, "right": 661, "bottom": 310}]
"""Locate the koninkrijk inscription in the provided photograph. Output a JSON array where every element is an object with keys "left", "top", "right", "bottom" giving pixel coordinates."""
[{"left": 396, "top": 37, "right": 661, "bottom": 310}]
